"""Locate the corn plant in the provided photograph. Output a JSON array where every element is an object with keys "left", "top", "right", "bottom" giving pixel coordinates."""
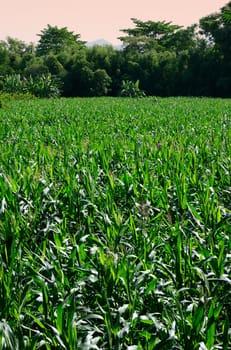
[{"left": 0, "top": 96, "right": 230, "bottom": 349}]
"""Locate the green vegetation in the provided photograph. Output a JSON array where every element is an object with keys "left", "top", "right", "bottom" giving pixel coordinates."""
[
  {"left": 1, "top": 74, "right": 60, "bottom": 98},
  {"left": 0, "top": 96, "right": 230, "bottom": 349},
  {"left": 120, "top": 80, "right": 146, "bottom": 98},
  {"left": 0, "top": 1, "right": 230, "bottom": 97}
]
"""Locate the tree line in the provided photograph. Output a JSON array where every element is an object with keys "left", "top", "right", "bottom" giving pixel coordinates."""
[{"left": 0, "top": 1, "right": 230, "bottom": 98}]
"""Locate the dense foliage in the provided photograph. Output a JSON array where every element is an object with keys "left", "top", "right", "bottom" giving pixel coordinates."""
[
  {"left": 0, "top": 97, "right": 230, "bottom": 349},
  {"left": 0, "top": 2, "right": 230, "bottom": 97},
  {"left": 1, "top": 74, "right": 60, "bottom": 98}
]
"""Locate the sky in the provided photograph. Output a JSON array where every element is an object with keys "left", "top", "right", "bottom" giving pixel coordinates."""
[{"left": 0, "top": 0, "right": 229, "bottom": 45}]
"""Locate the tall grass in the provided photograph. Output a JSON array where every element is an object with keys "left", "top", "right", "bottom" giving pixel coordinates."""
[{"left": 0, "top": 97, "right": 230, "bottom": 349}]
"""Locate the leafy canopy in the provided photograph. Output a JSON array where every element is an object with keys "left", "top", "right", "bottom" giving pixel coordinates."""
[
  {"left": 36, "top": 25, "right": 85, "bottom": 56},
  {"left": 119, "top": 18, "right": 196, "bottom": 53}
]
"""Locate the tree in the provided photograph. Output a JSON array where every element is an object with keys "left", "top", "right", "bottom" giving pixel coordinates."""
[
  {"left": 91, "top": 69, "right": 112, "bottom": 96},
  {"left": 86, "top": 45, "right": 124, "bottom": 95},
  {"left": 36, "top": 25, "right": 85, "bottom": 56},
  {"left": 223, "top": 9, "right": 231, "bottom": 23},
  {"left": 45, "top": 54, "right": 66, "bottom": 76},
  {"left": 0, "top": 41, "right": 11, "bottom": 74},
  {"left": 199, "top": 2, "right": 231, "bottom": 52},
  {"left": 119, "top": 18, "right": 182, "bottom": 53},
  {"left": 62, "top": 56, "right": 94, "bottom": 97},
  {"left": 0, "top": 37, "right": 35, "bottom": 73},
  {"left": 199, "top": 1, "right": 231, "bottom": 96},
  {"left": 3, "top": 37, "right": 34, "bottom": 56},
  {"left": 23, "top": 56, "right": 49, "bottom": 77}
]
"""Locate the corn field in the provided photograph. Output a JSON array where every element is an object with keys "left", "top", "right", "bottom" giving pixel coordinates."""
[{"left": 0, "top": 97, "right": 230, "bottom": 349}]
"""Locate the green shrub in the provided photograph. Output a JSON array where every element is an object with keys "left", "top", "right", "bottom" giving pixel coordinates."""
[
  {"left": 1, "top": 73, "right": 61, "bottom": 98},
  {"left": 25, "top": 74, "right": 61, "bottom": 98},
  {"left": 120, "top": 79, "right": 146, "bottom": 97},
  {"left": 2, "top": 74, "right": 25, "bottom": 94}
]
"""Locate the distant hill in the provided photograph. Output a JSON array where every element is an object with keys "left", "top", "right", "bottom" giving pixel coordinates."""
[
  {"left": 87, "top": 39, "right": 122, "bottom": 50},
  {"left": 87, "top": 39, "right": 112, "bottom": 47}
]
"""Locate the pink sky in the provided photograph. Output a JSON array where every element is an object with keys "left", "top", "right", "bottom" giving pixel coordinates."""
[{"left": 0, "top": 0, "right": 229, "bottom": 44}]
